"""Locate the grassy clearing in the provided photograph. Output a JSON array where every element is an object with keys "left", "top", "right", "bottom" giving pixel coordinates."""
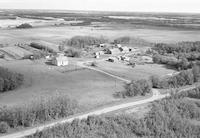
[
  {"left": 96, "top": 61, "right": 175, "bottom": 81},
  {"left": 0, "top": 59, "right": 124, "bottom": 109}
]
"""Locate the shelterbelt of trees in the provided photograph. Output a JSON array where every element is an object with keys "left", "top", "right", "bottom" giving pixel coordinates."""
[
  {"left": 150, "top": 63, "right": 200, "bottom": 89},
  {"left": 27, "top": 87, "right": 200, "bottom": 138},
  {"left": 0, "top": 67, "right": 24, "bottom": 92},
  {"left": 152, "top": 41, "right": 200, "bottom": 70}
]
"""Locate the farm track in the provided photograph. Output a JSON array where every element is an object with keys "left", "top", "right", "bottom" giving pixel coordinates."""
[{"left": 0, "top": 60, "right": 197, "bottom": 138}]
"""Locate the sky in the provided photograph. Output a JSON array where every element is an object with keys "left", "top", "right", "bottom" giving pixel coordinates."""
[{"left": 0, "top": 0, "right": 200, "bottom": 13}]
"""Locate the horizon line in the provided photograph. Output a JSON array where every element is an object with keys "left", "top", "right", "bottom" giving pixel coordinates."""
[{"left": 1, "top": 8, "right": 200, "bottom": 15}]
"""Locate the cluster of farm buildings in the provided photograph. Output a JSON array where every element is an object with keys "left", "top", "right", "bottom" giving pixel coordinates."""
[
  {"left": 93, "top": 43, "right": 153, "bottom": 65},
  {"left": 0, "top": 41, "right": 153, "bottom": 67}
]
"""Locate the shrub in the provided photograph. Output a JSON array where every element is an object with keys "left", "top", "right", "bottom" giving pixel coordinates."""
[
  {"left": 149, "top": 75, "right": 160, "bottom": 88},
  {"left": 0, "top": 122, "right": 10, "bottom": 133},
  {"left": 90, "top": 62, "right": 97, "bottom": 67},
  {"left": 16, "top": 23, "right": 33, "bottom": 29},
  {"left": 124, "top": 79, "right": 152, "bottom": 97},
  {"left": 0, "top": 67, "right": 24, "bottom": 92},
  {"left": 65, "top": 48, "right": 81, "bottom": 57}
]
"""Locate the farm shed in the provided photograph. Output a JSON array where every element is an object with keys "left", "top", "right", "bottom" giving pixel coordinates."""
[
  {"left": 116, "top": 44, "right": 122, "bottom": 48},
  {"left": 52, "top": 53, "right": 68, "bottom": 66},
  {"left": 119, "top": 46, "right": 129, "bottom": 53},
  {"left": 107, "top": 57, "right": 118, "bottom": 62},
  {"left": 107, "top": 48, "right": 121, "bottom": 55},
  {"left": 141, "top": 56, "right": 153, "bottom": 63},
  {"left": 99, "top": 43, "right": 106, "bottom": 47}
]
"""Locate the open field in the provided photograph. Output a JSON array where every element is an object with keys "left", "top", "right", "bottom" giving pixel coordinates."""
[
  {"left": 1, "top": 25, "right": 200, "bottom": 45},
  {"left": 96, "top": 61, "right": 175, "bottom": 80},
  {"left": 0, "top": 59, "right": 124, "bottom": 109}
]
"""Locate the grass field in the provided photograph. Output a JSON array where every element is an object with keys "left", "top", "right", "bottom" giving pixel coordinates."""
[
  {"left": 1, "top": 23, "right": 200, "bottom": 45},
  {"left": 96, "top": 61, "right": 175, "bottom": 81},
  {"left": 0, "top": 59, "right": 124, "bottom": 109}
]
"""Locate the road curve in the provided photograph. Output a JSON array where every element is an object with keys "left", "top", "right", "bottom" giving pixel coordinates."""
[{"left": 0, "top": 61, "right": 168, "bottom": 138}]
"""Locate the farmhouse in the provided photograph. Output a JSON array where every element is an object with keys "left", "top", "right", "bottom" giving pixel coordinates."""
[
  {"left": 99, "top": 43, "right": 106, "bottom": 47},
  {"left": 52, "top": 53, "right": 68, "bottom": 66},
  {"left": 95, "top": 51, "right": 104, "bottom": 56}
]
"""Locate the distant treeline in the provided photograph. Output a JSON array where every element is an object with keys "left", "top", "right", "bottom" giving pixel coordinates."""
[
  {"left": 66, "top": 36, "right": 152, "bottom": 49},
  {"left": 67, "top": 36, "right": 108, "bottom": 48},
  {"left": 30, "top": 42, "right": 56, "bottom": 53},
  {"left": 0, "top": 67, "right": 24, "bottom": 92},
  {"left": 152, "top": 41, "right": 200, "bottom": 70},
  {"left": 28, "top": 87, "right": 200, "bottom": 138},
  {"left": 114, "top": 36, "right": 153, "bottom": 46}
]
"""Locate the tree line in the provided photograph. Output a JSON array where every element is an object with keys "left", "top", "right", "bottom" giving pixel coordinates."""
[
  {"left": 152, "top": 41, "right": 200, "bottom": 70},
  {"left": 67, "top": 36, "right": 108, "bottom": 48},
  {"left": 150, "top": 63, "right": 200, "bottom": 89}
]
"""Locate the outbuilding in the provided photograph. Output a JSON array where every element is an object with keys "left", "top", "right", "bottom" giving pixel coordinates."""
[
  {"left": 119, "top": 46, "right": 129, "bottom": 53},
  {"left": 107, "top": 48, "right": 121, "bottom": 55}
]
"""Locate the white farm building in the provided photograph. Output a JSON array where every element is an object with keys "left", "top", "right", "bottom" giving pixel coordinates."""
[{"left": 52, "top": 53, "right": 68, "bottom": 66}]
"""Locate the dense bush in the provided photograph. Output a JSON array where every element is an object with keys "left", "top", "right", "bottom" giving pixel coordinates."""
[
  {"left": 67, "top": 36, "right": 108, "bottom": 48},
  {"left": 0, "top": 95, "right": 78, "bottom": 129},
  {"left": 124, "top": 79, "right": 152, "bottom": 97},
  {"left": 152, "top": 54, "right": 191, "bottom": 70},
  {"left": 65, "top": 48, "right": 81, "bottom": 57},
  {"left": 150, "top": 68, "right": 196, "bottom": 89},
  {"left": 0, "top": 67, "right": 24, "bottom": 92},
  {"left": 0, "top": 122, "right": 10, "bottom": 133},
  {"left": 177, "top": 86, "right": 200, "bottom": 99},
  {"left": 16, "top": 23, "right": 33, "bottom": 29},
  {"left": 152, "top": 41, "right": 200, "bottom": 70},
  {"left": 153, "top": 41, "right": 200, "bottom": 54}
]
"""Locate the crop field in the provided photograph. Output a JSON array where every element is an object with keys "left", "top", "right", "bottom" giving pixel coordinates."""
[
  {"left": 0, "top": 46, "right": 32, "bottom": 59},
  {"left": 0, "top": 59, "right": 124, "bottom": 109},
  {"left": 96, "top": 61, "right": 175, "bottom": 80}
]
